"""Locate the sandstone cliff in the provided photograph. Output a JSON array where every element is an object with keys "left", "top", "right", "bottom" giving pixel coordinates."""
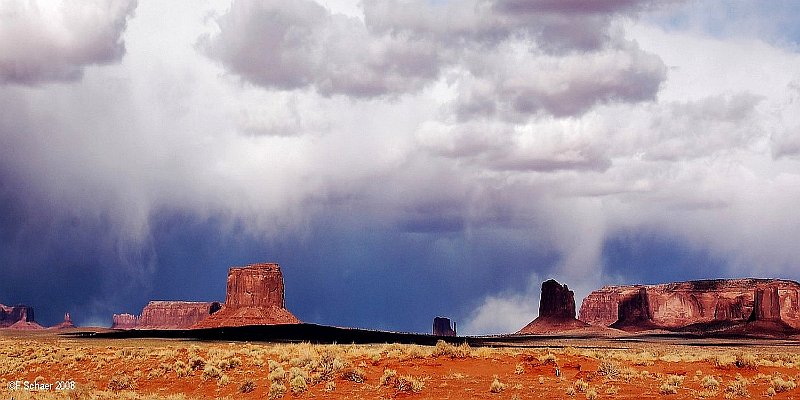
[
  {"left": 111, "top": 313, "right": 139, "bottom": 329},
  {"left": 579, "top": 279, "right": 800, "bottom": 333},
  {"left": 138, "top": 301, "right": 221, "bottom": 329},
  {"left": 433, "top": 317, "right": 456, "bottom": 336},
  {"left": 192, "top": 263, "right": 300, "bottom": 328},
  {"left": 517, "top": 279, "right": 590, "bottom": 334},
  {"left": 0, "top": 304, "right": 41, "bottom": 329}
]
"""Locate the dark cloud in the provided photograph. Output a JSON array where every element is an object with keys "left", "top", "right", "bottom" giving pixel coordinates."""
[
  {"left": 0, "top": 0, "right": 137, "bottom": 85},
  {"left": 0, "top": 168, "right": 155, "bottom": 327}
]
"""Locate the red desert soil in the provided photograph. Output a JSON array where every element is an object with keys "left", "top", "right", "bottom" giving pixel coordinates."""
[{"left": 3, "top": 330, "right": 800, "bottom": 399}]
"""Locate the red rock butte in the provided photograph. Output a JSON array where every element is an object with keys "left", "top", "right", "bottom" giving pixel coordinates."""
[
  {"left": 49, "top": 312, "right": 76, "bottom": 330},
  {"left": 517, "top": 279, "right": 590, "bottom": 334},
  {"left": 433, "top": 316, "right": 456, "bottom": 336},
  {"left": 579, "top": 278, "right": 800, "bottom": 333},
  {"left": 0, "top": 303, "right": 43, "bottom": 330},
  {"left": 192, "top": 262, "right": 299, "bottom": 328}
]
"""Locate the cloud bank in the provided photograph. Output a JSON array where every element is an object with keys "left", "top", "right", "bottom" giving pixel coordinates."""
[{"left": 1, "top": 0, "right": 799, "bottom": 334}]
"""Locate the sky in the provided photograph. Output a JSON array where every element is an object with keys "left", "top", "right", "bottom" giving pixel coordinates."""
[{"left": 1, "top": 0, "right": 799, "bottom": 334}]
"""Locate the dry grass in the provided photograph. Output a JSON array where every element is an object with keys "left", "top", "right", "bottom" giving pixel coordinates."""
[{"left": 4, "top": 333, "right": 800, "bottom": 399}]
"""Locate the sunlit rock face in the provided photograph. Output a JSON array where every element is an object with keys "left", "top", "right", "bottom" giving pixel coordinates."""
[
  {"left": 579, "top": 279, "right": 800, "bottom": 332},
  {"left": 192, "top": 263, "right": 300, "bottom": 328},
  {"left": 138, "top": 301, "right": 222, "bottom": 329}
]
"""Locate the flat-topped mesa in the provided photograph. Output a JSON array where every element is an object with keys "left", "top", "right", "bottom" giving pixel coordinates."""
[
  {"left": 225, "top": 263, "right": 285, "bottom": 308},
  {"left": 579, "top": 278, "right": 800, "bottom": 332},
  {"left": 192, "top": 262, "right": 299, "bottom": 328},
  {"left": 433, "top": 317, "right": 456, "bottom": 336},
  {"left": 138, "top": 301, "right": 222, "bottom": 329},
  {"left": 517, "top": 279, "right": 589, "bottom": 334},
  {"left": 111, "top": 313, "right": 139, "bottom": 329},
  {"left": 0, "top": 304, "right": 42, "bottom": 329}
]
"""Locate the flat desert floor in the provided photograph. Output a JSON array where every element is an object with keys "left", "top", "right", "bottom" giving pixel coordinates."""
[{"left": 3, "top": 331, "right": 800, "bottom": 399}]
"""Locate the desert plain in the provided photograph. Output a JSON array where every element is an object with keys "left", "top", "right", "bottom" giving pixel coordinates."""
[{"left": 4, "top": 330, "right": 800, "bottom": 400}]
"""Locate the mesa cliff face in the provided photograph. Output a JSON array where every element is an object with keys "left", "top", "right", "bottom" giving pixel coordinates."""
[
  {"left": 192, "top": 263, "right": 299, "bottom": 328},
  {"left": 517, "top": 279, "right": 589, "bottom": 334},
  {"left": 111, "top": 313, "right": 139, "bottom": 329},
  {"left": 0, "top": 304, "right": 42, "bottom": 329},
  {"left": 579, "top": 279, "right": 800, "bottom": 332},
  {"left": 138, "top": 301, "right": 222, "bottom": 329}
]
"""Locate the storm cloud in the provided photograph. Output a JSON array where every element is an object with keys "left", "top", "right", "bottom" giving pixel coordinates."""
[{"left": 1, "top": 0, "right": 800, "bottom": 335}]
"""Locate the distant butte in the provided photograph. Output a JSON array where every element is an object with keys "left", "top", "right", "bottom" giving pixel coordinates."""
[
  {"left": 517, "top": 279, "right": 591, "bottom": 334},
  {"left": 49, "top": 312, "right": 76, "bottom": 330},
  {"left": 193, "top": 263, "right": 300, "bottom": 328},
  {"left": 579, "top": 278, "right": 800, "bottom": 336},
  {"left": 138, "top": 301, "right": 221, "bottom": 329},
  {"left": 0, "top": 304, "right": 43, "bottom": 330}
]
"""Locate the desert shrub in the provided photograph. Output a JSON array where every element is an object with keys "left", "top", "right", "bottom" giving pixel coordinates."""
[
  {"left": 325, "top": 380, "right": 336, "bottom": 392},
  {"left": 380, "top": 369, "right": 398, "bottom": 386},
  {"left": 269, "top": 365, "right": 286, "bottom": 383},
  {"left": 574, "top": 379, "right": 589, "bottom": 392},
  {"left": 290, "top": 375, "right": 307, "bottom": 394},
  {"left": 701, "top": 375, "right": 719, "bottom": 390},
  {"left": 432, "top": 340, "right": 470, "bottom": 358},
  {"left": 269, "top": 382, "right": 287, "bottom": 399},
  {"left": 289, "top": 367, "right": 308, "bottom": 394},
  {"left": 341, "top": 367, "right": 366, "bottom": 383},
  {"left": 598, "top": 360, "right": 620, "bottom": 379},
  {"left": 515, "top": 363, "right": 525, "bottom": 375},
  {"left": 665, "top": 375, "right": 685, "bottom": 387},
  {"left": 108, "top": 375, "right": 137, "bottom": 391},
  {"left": 566, "top": 386, "right": 577, "bottom": 396},
  {"left": 715, "top": 354, "right": 736, "bottom": 368},
  {"left": 237, "top": 379, "right": 255, "bottom": 393},
  {"left": 659, "top": 382, "right": 677, "bottom": 395},
  {"left": 189, "top": 356, "right": 206, "bottom": 370},
  {"left": 202, "top": 365, "right": 221, "bottom": 381},
  {"left": 147, "top": 366, "right": 167, "bottom": 380},
  {"left": 735, "top": 353, "right": 758, "bottom": 369},
  {"left": 490, "top": 375, "right": 506, "bottom": 393},
  {"left": 770, "top": 376, "right": 796, "bottom": 393},
  {"left": 539, "top": 376, "right": 545, "bottom": 384},
  {"left": 659, "top": 374, "right": 684, "bottom": 395},
  {"left": 539, "top": 352, "right": 558, "bottom": 365},
  {"left": 218, "top": 374, "right": 229, "bottom": 386},
  {"left": 398, "top": 375, "right": 425, "bottom": 392},
  {"left": 725, "top": 374, "right": 748, "bottom": 397},
  {"left": 605, "top": 385, "right": 619, "bottom": 394},
  {"left": 174, "top": 360, "right": 190, "bottom": 378},
  {"left": 767, "top": 386, "right": 776, "bottom": 396},
  {"left": 313, "top": 353, "right": 346, "bottom": 381},
  {"left": 586, "top": 388, "right": 598, "bottom": 400}
]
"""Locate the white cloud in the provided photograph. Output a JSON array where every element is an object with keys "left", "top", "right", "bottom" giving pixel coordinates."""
[
  {"left": 0, "top": 0, "right": 137, "bottom": 84},
  {"left": 461, "top": 283, "right": 539, "bottom": 335}
]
